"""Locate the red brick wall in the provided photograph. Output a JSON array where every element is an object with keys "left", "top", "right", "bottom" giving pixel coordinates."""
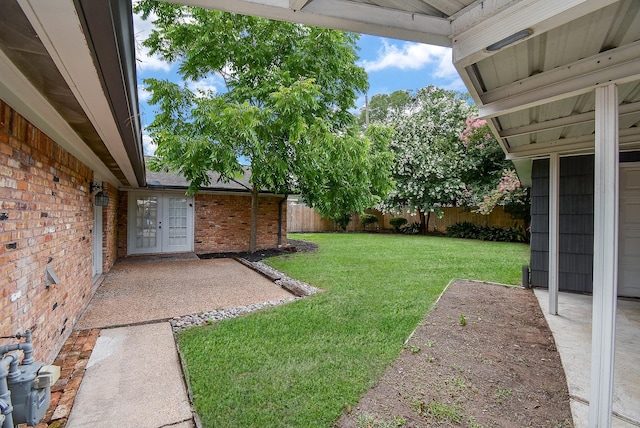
[
  {"left": 194, "top": 193, "right": 286, "bottom": 254},
  {"left": 101, "top": 182, "right": 119, "bottom": 272},
  {"left": 0, "top": 100, "right": 96, "bottom": 362}
]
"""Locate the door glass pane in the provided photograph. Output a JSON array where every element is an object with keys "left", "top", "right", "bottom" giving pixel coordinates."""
[
  {"left": 168, "top": 197, "right": 188, "bottom": 246},
  {"left": 135, "top": 196, "right": 158, "bottom": 249}
]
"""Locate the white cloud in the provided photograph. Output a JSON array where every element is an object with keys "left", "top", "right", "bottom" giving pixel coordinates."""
[
  {"left": 360, "top": 41, "right": 450, "bottom": 73},
  {"left": 186, "top": 75, "right": 222, "bottom": 97},
  {"left": 432, "top": 49, "right": 457, "bottom": 79},
  {"left": 138, "top": 86, "right": 152, "bottom": 103},
  {"left": 133, "top": 10, "right": 172, "bottom": 72},
  {"left": 433, "top": 49, "right": 466, "bottom": 91},
  {"left": 361, "top": 41, "right": 466, "bottom": 92},
  {"left": 142, "top": 132, "right": 156, "bottom": 156}
]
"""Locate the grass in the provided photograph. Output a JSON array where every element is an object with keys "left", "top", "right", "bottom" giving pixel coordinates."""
[{"left": 177, "top": 233, "right": 529, "bottom": 427}]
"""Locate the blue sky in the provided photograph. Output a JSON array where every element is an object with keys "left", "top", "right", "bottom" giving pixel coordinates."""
[{"left": 133, "top": 13, "right": 464, "bottom": 155}]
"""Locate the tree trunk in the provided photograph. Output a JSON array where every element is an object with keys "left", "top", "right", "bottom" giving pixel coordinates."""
[
  {"left": 250, "top": 184, "right": 259, "bottom": 253},
  {"left": 419, "top": 210, "right": 430, "bottom": 235}
]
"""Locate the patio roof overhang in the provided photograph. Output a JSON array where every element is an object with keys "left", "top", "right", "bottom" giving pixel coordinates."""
[
  {"left": 165, "top": 1, "right": 639, "bottom": 426},
  {"left": 171, "top": 0, "right": 640, "bottom": 173},
  {"left": 0, "top": 0, "right": 145, "bottom": 188}
]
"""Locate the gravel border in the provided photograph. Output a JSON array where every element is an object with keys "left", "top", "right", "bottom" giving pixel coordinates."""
[{"left": 170, "top": 259, "right": 320, "bottom": 332}]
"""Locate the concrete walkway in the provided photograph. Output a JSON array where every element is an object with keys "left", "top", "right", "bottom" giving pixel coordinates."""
[
  {"left": 63, "top": 255, "right": 294, "bottom": 428},
  {"left": 534, "top": 289, "right": 640, "bottom": 428},
  {"left": 66, "top": 323, "right": 194, "bottom": 428}
]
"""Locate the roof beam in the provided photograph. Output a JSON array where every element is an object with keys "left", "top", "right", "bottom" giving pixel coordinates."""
[
  {"left": 478, "top": 41, "right": 640, "bottom": 118},
  {"left": 289, "top": 0, "right": 312, "bottom": 11},
  {"left": 171, "top": 0, "right": 452, "bottom": 46},
  {"left": 499, "top": 101, "right": 640, "bottom": 138},
  {"left": 452, "top": 0, "right": 618, "bottom": 68},
  {"left": 425, "top": 0, "right": 467, "bottom": 17},
  {"left": 505, "top": 127, "right": 640, "bottom": 159}
]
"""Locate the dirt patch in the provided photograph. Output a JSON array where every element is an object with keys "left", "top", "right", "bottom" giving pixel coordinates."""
[
  {"left": 337, "top": 280, "right": 573, "bottom": 428},
  {"left": 198, "top": 239, "right": 318, "bottom": 262}
]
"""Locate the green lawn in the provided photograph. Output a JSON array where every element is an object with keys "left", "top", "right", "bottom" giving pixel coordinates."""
[{"left": 178, "top": 233, "right": 529, "bottom": 427}]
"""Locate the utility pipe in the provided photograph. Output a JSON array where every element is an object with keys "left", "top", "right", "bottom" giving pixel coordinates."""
[{"left": 0, "top": 354, "right": 18, "bottom": 428}]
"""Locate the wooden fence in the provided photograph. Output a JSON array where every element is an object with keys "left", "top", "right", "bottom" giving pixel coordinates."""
[{"left": 287, "top": 202, "right": 525, "bottom": 233}]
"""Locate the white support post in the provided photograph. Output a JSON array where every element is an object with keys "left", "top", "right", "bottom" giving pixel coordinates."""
[
  {"left": 549, "top": 152, "right": 560, "bottom": 315},
  {"left": 589, "top": 83, "right": 619, "bottom": 428}
]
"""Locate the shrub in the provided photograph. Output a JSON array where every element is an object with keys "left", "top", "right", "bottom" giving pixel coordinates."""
[
  {"left": 446, "top": 221, "right": 528, "bottom": 243},
  {"left": 389, "top": 217, "right": 408, "bottom": 233},
  {"left": 334, "top": 213, "right": 352, "bottom": 231},
  {"left": 360, "top": 213, "right": 379, "bottom": 230},
  {"left": 401, "top": 221, "right": 421, "bottom": 235}
]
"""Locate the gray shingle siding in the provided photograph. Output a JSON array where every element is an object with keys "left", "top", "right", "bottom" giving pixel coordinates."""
[{"left": 530, "top": 156, "right": 595, "bottom": 292}]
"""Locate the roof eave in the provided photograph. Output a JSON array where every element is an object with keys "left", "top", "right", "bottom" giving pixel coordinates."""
[{"left": 13, "top": 0, "right": 145, "bottom": 187}]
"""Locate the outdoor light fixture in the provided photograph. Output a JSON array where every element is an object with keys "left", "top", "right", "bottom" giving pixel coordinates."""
[
  {"left": 94, "top": 192, "right": 109, "bottom": 207},
  {"left": 486, "top": 29, "right": 532, "bottom": 51},
  {"left": 89, "top": 181, "right": 104, "bottom": 193}
]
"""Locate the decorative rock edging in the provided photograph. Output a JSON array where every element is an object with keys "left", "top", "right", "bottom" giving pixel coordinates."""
[{"left": 170, "top": 260, "right": 320, "bottom": 332}]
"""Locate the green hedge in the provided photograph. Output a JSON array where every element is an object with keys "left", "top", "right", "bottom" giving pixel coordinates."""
[{"left": 446, "top": 221, "right": 528, "bottom": 243}]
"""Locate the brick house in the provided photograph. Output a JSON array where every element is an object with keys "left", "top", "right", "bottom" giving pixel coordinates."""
[
  {"left": 0, "top": 0, "right": 285, "bottom": 364},
  {"left": 0, "top": 0, "right": 145, "bottom": 363},
  {"left": 118, "top": 165, "right": 287, "bottom": 257},
  {"left": 2, "top": 1, "right": 639, "bottom": 424}
]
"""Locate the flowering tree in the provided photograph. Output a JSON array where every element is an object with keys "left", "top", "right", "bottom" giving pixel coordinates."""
[
  {"left": 461, "top": 117, "right": 530, "bottom": 220},
  {"left": 378, "top": 86, "right": 473, "bottom": 233},
  {"left": 372, "top": 86, "right": 529, "bottom": 233},
  {"left": 458, "top": 116, "right": 512, "bottom": 207},
  {"left": 476, "top": 169, "right": 528, "bottom": 214}
]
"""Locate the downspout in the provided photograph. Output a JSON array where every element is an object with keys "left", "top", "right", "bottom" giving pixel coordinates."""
[{"left": 278, "top": 195, "right": 287, "bottom": 248}]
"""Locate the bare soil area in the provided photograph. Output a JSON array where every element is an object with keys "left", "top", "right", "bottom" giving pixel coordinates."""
[{"left": 337, "top": 280, "right": 573, "bottom": 428}]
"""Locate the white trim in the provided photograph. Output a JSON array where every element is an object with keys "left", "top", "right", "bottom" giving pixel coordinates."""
[
  {"left": 171, "top": 0, "right": 452, "bottom": 46},
  {"left": 548, "top": 153, "right": 560, "bottom": 315},
  {"left": 477, "top": 41, "right": 640, "bottom": 119},
  {"left": 589, "top": 83, "right": 619, "bottom": 427},
  {"left": 288, "top": 0, "right": 311, "bottom": 10},
  {"left": 0, "top": 49, "right": 121, "bottom": 187},
  {"left": 452, "top": 0, "right": 617, "bottom": 67},
  {"left": 499, "top": 101, "right": 640, "bottom": 139},
  {"left": 17, "top": 0, "right": 140, "bottom": 187},
  {"left": 505, "top": 127, "right": 640, "bottom": 159}
]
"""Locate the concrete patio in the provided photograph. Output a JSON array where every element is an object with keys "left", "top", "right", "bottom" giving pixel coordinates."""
[
  {"left": 534, "top": 289, "right": 640, "bottom": 428},
  {"left": 60, "top": 255, "right": 295, "bottom": 428},
  {"left": 76, "top": 255, "right": 293, "bottom": 330}
]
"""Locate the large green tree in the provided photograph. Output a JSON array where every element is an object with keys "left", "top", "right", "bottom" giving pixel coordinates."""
[
  {"left": 135, "top": 2, "right": 393, "bottom": 251},
  {"left": 357, "top": 90, "right": 412, "bottom": 127}
]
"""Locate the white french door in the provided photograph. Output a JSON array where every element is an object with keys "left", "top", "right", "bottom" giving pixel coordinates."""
[{"left": 128, "top": 192, "right": 194, "bottom": 255}]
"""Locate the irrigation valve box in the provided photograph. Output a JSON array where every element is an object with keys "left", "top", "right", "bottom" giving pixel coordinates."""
[{"left": 8, "top": 362, "right": 60, "bottom": 426}]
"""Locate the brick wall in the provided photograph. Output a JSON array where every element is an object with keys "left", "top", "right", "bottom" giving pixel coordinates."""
[
  {"left": 0, "top": 100, "right": 96, "bottom": 362},
  {"left": 194, "top": 193, "right": 286, "bottom": 254},
  {"left": 101, "top": 182, "right": 119, "bottom": 272}
]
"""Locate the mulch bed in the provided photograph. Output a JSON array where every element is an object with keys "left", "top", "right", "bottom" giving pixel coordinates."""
[
  {"left": 337, "top": 280, "right": 573, "bottom": 428},
  {"left": 198, "top": 239, "right": 318, "bottom": 262}
]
